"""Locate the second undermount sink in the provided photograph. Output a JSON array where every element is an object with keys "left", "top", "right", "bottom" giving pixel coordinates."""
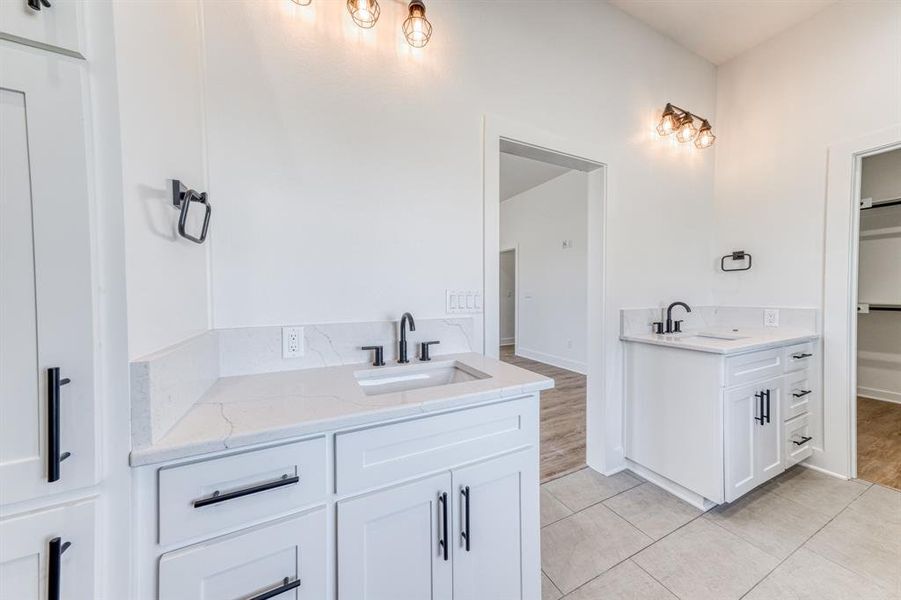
[{"left": 355, "top": 360, "right": 491, "bottom": 396}]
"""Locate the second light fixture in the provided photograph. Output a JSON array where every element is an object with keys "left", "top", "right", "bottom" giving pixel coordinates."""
[
  {"left": 657, "top": 103, "right": 716, "bottom": 149},
  {"left": 342, "top": 0, "right": 432, "bottom": 47}
]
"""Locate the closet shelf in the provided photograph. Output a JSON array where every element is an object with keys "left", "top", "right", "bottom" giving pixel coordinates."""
[{"left": 860, "top": 226, "right": 901, "bottom": 239}]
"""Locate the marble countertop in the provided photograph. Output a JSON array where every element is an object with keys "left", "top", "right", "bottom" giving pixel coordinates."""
[
  {"left": 621, "top": 327, "right": 819, "bottom": 355},
  {"left": 129, "top": 352, "right": 554, "bottom": 466}
]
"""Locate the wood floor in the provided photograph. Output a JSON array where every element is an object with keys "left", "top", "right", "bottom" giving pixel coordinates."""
[
  {"left": 857, "top": 396, "right": 901, "bottom": 490},
  {"left": 500, "top": 346, "right": 586, "bottom": 482}
]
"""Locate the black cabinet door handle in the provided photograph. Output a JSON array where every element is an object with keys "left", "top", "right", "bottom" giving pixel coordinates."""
[
  {"left": 248, "top": 577, "right": 301, "bottom": 600},
  {"left": 764, "top": 389, "right": 771, "bottom": 424},
  {"left": 754, "top": 392, "right": 765, "bottom": 425},
  {"left": 793, "top": 389, "right": 812, "bottom": 398},
  {"left": 438, "top": 491, "right": 448, "bottom": 561},
  {"left": 791, "top": 353, "right": 812, "bottom": 360},
  {"left": 47, "top": 368, "right": 71, "bottom": 483},
  {"left": 193, "top": 474, "right": 299, "bottom": 508},
  {"left": 48, "top": 537, "right": 71, "bottom": 600},
  {"left": 793, "top": 436, "right": 813, "bottom": 446},
  {"left": 460, "top": 486, "right": 470, "bottom": 551}
]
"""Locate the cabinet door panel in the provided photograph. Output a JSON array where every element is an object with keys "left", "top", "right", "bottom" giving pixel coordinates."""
[
  {"left": 452, "top": 450, "right": 539, "bottom": 600},
  {"left": 337, "top": 473, "right": 452, "bottom": 600},
  {"left": 0, "top": 45, "right": 95, "bottom": 505},
  {"left": 756, "top": 382, "right": 783, "bottom": 482},
  {"left": 724, "top": 384, "right": 759, "bottom": 502},
  {"left": 159, "top": 509, "right": 326, "bottom": 600},
  {"left": 0, "top": 500, "right": 96, "bottom": 600}
]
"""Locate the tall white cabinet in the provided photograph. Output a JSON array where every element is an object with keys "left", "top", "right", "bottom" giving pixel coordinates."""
[{"left": 0, "top": 3, "right": 102, "bottom": 597}]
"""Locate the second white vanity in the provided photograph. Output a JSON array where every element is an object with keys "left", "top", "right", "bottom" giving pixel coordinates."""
[{"left": 622, "top": 308, "right": 821, "bottom": 509}]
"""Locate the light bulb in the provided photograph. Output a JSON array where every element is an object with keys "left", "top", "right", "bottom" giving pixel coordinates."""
[
  {"left": 694, "top": 120, "right": 716, "bottom": 149},
  {"left": 403, "top": 0, "right": 432, "bottom": 48},
  {"left": 347, "top": 0, "right": 380, "bottom": 28},
  {"left": 675, "top": 115, "right": 698, "bottom": 143},
  {"left": 656, "top": 104, "right": 678, "bottom": 136}
]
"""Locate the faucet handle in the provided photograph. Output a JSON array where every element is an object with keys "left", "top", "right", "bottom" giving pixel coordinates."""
[
  {"left": 362, "top": 345, "right": 385, "bottom": 366},
  {"left": 419, "top": 341, "right": 440, "bottom": 361},
  {"left": 652, "top": 322, "right": 664, "bottom": 334},
  {"left": 673, "top": 320, "right": 684, "bottom": 333}
]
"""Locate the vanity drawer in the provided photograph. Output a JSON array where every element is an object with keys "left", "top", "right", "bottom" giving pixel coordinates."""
[
  {"left": 335, "top": 396, "right": 537, "bottom": 495},
  {"left": 784, "top": 414, "right": 813, "bottom": 467},
  {"left": 784, "top": 342, "right": 814, "bottom": 373},
  {"left": 725, "top": 349, "right": 783, "bottom": 387},
  {"left": 159, "top": 508, "right": 326, "bottom": 600},
  {"left": 0, "top": 0, "right": 83, "bottom": 56},
  {"left": 158, "top": 437, "right": 327, "bottom": 546},
  {"left": 783, "top": 370, "right": 815, "bottom": 421}
]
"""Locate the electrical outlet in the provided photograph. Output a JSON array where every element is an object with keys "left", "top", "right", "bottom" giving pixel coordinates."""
[
  {"left": 282, "top": 326, "right": 304, "bottom": 358},
  {"left": 764, "top": 309, "right": 779, "bottom": 328}
]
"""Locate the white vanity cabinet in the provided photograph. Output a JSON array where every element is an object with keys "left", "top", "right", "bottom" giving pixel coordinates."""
[
  {"left": 625, "top": 337, "right": 820, "bottom": 507},
  {"left": 136, "top": 394, "right": 541, "bottom": 600}
]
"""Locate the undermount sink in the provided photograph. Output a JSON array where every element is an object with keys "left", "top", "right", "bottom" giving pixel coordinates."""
[
  {"left": 694, "top": 330, "right": 750, "bottom": 341},
  {"left": 354, "top": 360, "right": 491, "bottom": 396}
]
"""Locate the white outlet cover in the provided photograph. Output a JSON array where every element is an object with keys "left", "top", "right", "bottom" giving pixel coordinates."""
[
  {"left": 282, "top": 326, "right": 304, "bottom": 358},
  {"left": 764, "top": 309, "right": 779, "bottom": 328}
]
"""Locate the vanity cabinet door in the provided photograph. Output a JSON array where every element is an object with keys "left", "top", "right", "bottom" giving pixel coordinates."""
[
  {"left": 756, "top": 382, "right": 783, "bottom": 482},
  {"left": 337, "top": 472, "right": 453, "bottom": 600},
  {"left": 451, "top": 450, "right": 540, "bottom": 600}
]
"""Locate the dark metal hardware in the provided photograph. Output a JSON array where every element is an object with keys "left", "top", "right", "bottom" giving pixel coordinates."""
[
  {"left": 419, "top": 340, "right": 440, "bottom": 361},
  {"left": 248, "top": 577, "right": 301, "bottom": 600},
  {"left": 27, "top": 0, "right": 52, "bottom": 11},
  {"left": 754, "top": 391, "right": 765, "bottom": 425},
  {"left": 48, "top": 537, "right": 71, "bottom": 600},
  {"left": 861, "top": 304, "right": 901, "bottom": 312},
  {"left": 791, "top": 353, "right": 813, "bottom": 360},
  {"left": 652, "top": 321, "right": 664, "bottom": 334},
  {"left": 673, "top": 320, "right": 684, "bottom": 333},
  {"left": 793, "top": 389, "right": 812, "bottom": 398},
  {"left": 793, "top": 436, "right": 813, "bottom": 446},
  {"left": 398, "top": 312, "right": 416, "bottom": 363},
  {"left": 362, "top": 345, "right": 385, "bottom": 366},
  {"left": 172, "top": 180, "right": 211, "bottom": 244},
  {"left": 664, "top": 301, "right": 692, "bottom": 334},
  {"left": 721, "top": 250, "right": 752, "bottom": 272},
  {"left": 193, "top": 474, "right": 299, "bottom": 508},
  {"left": 861, "top": 197, "right": 901, "bottom": 210},
  {"left": 438, "top": 491, "right": 448, "bottom": 561},
  {"left": 460, "top": 486, "right": 470, "bottom": 551},
  {"left": 764, "top": 389, "right": 771, "bottom": 424},
  {"left": 47, "top": 368, "right": 71, "bottom": 483}
]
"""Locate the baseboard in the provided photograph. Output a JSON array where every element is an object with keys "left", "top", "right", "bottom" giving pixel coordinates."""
[
  {"left": 515, "top": 347, "right": 587, "bottom": 374},
  {"left": 857, "top": 387, "right": 901, "bottom": 405},
  {"left": 797, "top": 461, "right": 851, "bottom": 481},
  {"left": 500, "top": 338, "right": 515, "bottom": 347},
  {"left": 624, "top": 460, "right": 718, "bottom": 511}
]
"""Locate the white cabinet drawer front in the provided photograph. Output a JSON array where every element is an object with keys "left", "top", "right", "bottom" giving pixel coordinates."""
[
  {"left": 784, "top": 414, "right": 813, "bottom": 467},
  {"left": 725, "top": 349, "right": 783, "bottom": 387},
  {"left": 335, "top": 397, "right": 538, "bottom": 495},
  {"left": 783, "top": 370, "right": 815, "bottom": 421},
  {"left": 0, "top": 500, "right": 95, "bottom": 600},
  {"left": 159, "top": 437, "right": 326, "bottom": 546},
  {"left": 784, "top": 342, "right": 814, "bottom": 373},
  {"left": 159, "top": 508, "right": 326, "bottom": 600},
  {"left": 0, "top": 0, "right": 82, "bottom": 56}
]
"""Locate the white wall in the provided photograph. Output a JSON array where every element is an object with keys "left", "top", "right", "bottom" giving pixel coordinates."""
[
  {"left": 499, "top": 250, "right": 515, "bottom": 345},
  {"left": 500, "top": 171, "right": 588, "bottom": 372},
  {"left": 113, "top": 0, "right": 210, "bottom": 359},
  {"left": 713, "top": 1, "right": 901, "bottom": 307}
]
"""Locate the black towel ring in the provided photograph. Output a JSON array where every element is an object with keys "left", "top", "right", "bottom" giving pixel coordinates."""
[{"left": 721, "top": 251, "right": 752, "bottom": 272}]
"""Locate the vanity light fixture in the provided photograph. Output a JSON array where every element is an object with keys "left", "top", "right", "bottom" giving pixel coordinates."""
[
  {"left": 403, "top": 0, "right": 432, "bottom": 48},
  {"left": 290, "top": 0, "right": 312, "bottom": 5},
  {"left": 656, "top": 103, "right": 716, "bottom": 149},
  {"left": 347, "top": 0, "right": 380, "bottom": 28}
]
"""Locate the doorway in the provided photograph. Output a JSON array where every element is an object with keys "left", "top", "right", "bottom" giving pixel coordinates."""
[
  {"left": 854, "top": 147, "right": 901, "bottom": 490},
  {"left": 499, "top": 248, "right": 516, "bottom": 349}
]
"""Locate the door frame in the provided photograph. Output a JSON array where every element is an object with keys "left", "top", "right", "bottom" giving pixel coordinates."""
[
  {"left": 821, "top": 124, "right": 901, "bottom": 479},
  {"left": 498, "top": 246, "right": 519, "bottom": 353},
  {"left": 482, "top": 115, "right": 608, "bottom": 469}
]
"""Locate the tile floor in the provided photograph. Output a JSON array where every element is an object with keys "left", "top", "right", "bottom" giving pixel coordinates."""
[{"left": 540, "top": 465, "right": 901, "bottom": 599}]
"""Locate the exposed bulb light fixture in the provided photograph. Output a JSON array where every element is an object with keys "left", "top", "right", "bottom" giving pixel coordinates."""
[
  {"left": 656, "top": 103, "right": 715, "bottom": 149},
  {"left": 347, "top": 0, "right": 380, "bottom": 28},
  {"left": 694, "top": 120, "right": 716, "bottom": 149},
  {"left": 403, "top": 0, "right": 432, "bottom": 48}
]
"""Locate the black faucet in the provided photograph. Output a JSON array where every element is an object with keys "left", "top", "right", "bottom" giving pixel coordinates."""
[
  {"left": 398, "top": 312, "right": 416, "bottom": 363},
  {"left": 665, "top": 301, "right": 692, "bottom": 334}
]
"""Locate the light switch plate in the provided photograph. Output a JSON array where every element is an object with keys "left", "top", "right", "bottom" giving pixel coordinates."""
[
  {"left": 764, "top": 309, "right": 779, "bottom": 328},
  {"left": 282, "top": 326, "right": 304, "bottom": 358},
  {"left": 446, "top": 289, "right": 483, "bottom": 314}
]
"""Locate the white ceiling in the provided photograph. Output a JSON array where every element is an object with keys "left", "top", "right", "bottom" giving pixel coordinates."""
[
  {"left": 500, "top": 153, "right": 572, "bottom": 201},
  {"left": 609, "top": 0, "right": 837, "bottom": 65}
]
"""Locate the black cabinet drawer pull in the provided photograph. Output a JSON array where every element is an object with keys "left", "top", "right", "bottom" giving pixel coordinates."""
[
  {"left": 193, "top": 474, "right": 299, "bottom": 508},
  {"left": 48, "top": 537, "right": 71, "bottom": 600},
  {"left": 460, "top": 486, "right": 471, "bottom": 552},
  {"left": 764, "top": 389, "right": 771, "bottom": 424},
  {"left": 248, "top": 577, "right": 300, "bottom": 600},
  {"left": 438, "top": 491, "right": 448, "bottom": 561},
  {"left": 791, "top": 353, "right": 813, "bottom": 359},
  {"left": 793, "top": 436, "right": 813, "bottom": 446},
  {"left": 27, "top": 0, "right": 52, "bottom": 11},
  {"left": 754, "top": 391, "right": 765, "bottom": 425},
  {"left": 793, "top": 389, "right": 812, "bottom": 398},
  {"left": 47, "top": 368, "right": 72, "bottom": 483}
]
